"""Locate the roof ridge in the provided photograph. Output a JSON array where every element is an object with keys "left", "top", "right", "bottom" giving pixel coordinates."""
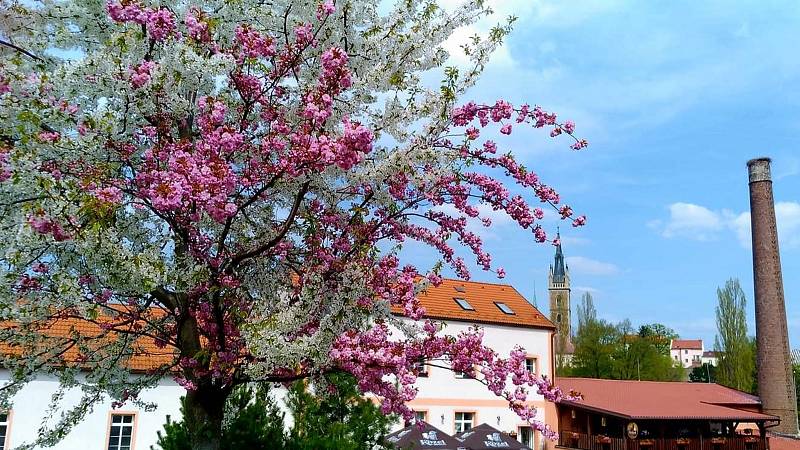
[{"left": 440, "top": 277, "right": 515, "bottom": 288}]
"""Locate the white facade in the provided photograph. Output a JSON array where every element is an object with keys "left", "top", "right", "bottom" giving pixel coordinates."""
[
  {"left": 0, "top": 277, "right": 555, "bottom": 450},
  {"left": 670, "top": 340, "right": 705, "bottom": 368},
  {"left": 401, "top": 319, "right": 555, "bottom": 450},
  {"left": 701, "top": 352, "right": 718, "bottom": 367},
  {"left": 0, "top": 370, "right": 183, "bottom": 450}
]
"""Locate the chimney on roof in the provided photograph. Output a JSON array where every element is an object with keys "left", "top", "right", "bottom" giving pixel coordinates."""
[{"left": 747, "top": 157, "right": 798, "bottom": 435}]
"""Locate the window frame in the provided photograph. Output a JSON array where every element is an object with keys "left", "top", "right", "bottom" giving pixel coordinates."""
[
  {"left": 494, "top": 301, "right": 515, "bottom": 315},
  {"left": 413, "top": 409, "right": 429, "bottom": 424},
  {"left": 0, "top": 410, "right": 12, "bottom": 450},
  {"left": 518, "top": 425, "right": 535, "bottom": 448},
  {"left": 413, "top": 356, "right": 429, "bottom": 377},
  {"left": 454, "top": 411, "right": 476, "bottom": 434},
  {"left": 453, "top": 297, "right": 475, "bottom": 311},
  {"left": 105, "top": 411, "right": 138, "bottom": 450},
  {"left": 525, "top": 356, "right": 539, "bottom": 376}
]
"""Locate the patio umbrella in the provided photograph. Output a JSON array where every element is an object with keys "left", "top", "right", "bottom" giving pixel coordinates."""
[
  {"left": 384, "top": 422, "right": 465, "bottom": 449},
  {"left": 454, "top": 423, "right": 532, "bottom": 450}
]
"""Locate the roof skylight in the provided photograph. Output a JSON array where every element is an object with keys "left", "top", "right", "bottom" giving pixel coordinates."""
[
  {"left": 494, "top": 302, "right": 515, "bottom": 315},
  {"left": 454, "top": 297, "right": 474, "bottom": 311}
]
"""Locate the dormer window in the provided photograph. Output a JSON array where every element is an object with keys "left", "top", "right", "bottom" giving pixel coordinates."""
[
  {"left": 494, "top": 302, "right": 515, "bottom": 315},
  {"left": 454, "top": 298, "right": 474, "bottom": 311}
]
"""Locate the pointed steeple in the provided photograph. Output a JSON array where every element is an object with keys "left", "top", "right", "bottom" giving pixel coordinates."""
[{"left": 552, "top": 229, "right": 566, "bottom": 284}]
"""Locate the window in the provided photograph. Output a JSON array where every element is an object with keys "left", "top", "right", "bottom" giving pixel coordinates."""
[
  {"left": 525, "top": 357, "right": 538, "bottom": 375},
  {"left": 414, "top": 410, "right": 428, "bottom": 423},
  {"left": 518, "top": 426, "right": 534, "bottom": 447},
  {"left": 0, "top": 412, "right": 8, "bottom": 450},
  {"left": 413, "top": 357, "right": 428, "bottom": 377},
  {"left": 454, "top": 285, "right": 466, "bottom": 293},
  {"left": 685, "top": 349, "right": 688, "bottom": 354},
  {"left": 556, "top": 313, "right": 562, "bottom": 323},
  {"left": 454, "top": 298, "right": 474, "bottom": 311},
  {"left": 556, "top": 296, "right": 562, "bottom": 308},
  {"left": 454, "top": 412, "right": 474, "bottom": 433},
  {"left": 494, "top": 302, "right": 515, "bottom": 315},
  {"left": 107, "top": 414, "right": 135, "bottom": 450}
]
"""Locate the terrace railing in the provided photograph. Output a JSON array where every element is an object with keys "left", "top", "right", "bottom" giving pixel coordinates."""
[{"left": 558, "top": 431, "right": 765, "bottom": 450}]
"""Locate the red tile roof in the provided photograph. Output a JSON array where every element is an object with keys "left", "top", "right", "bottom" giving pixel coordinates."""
[
  {"left": 394, "top": 278, "right": 555, "bottom": 330},
  {"left": 671, "top": 339, "right": 703, "bottom": 350},
  {"left": 555, "top": 377, "right": 778, "bottom": 422}
]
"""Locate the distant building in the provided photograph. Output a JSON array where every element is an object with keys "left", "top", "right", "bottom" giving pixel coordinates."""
[
  {"left": 702, "top": 351, "right": 719, "bottom": 367},
  {"left": 549, "top": 232, "right": 574, "bottom": 362},
  {"left": 670, "top": 339, "right": 705, "bottom": 368}
]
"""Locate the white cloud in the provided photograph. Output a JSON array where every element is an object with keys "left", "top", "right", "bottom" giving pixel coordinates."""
[
  {"left": 659, "top": 202, "right": 723, "bottom": 240},
  {"left": 654, "top": 201, "right": 800, "bottom": 249},
  {"left": 441, "top": 25, "right": 515, "bottom": 69},
  {"left": 565, "top": 256, "right": 620, "bottom": 276},
  {"left": 728, "top": 202, "right": 800, "bottom": 248}
]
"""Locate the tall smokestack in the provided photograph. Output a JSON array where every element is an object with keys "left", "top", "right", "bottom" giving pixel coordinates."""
[{"left": 747, "top": 157, "right": 798, "bottom": 435}]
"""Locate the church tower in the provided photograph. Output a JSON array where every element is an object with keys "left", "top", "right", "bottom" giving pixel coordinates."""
[{"left": 549, "top": 232, "right": 572, "bottom": 351}]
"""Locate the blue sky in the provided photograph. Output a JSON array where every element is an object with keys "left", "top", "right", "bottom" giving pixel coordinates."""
[{"left": 415, "top": 0, "right": 800, "bottom": 348}]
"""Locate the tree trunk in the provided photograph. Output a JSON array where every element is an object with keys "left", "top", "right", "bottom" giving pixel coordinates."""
[{"left": 183, "top": 384, "right": 230, "bottom": 450}]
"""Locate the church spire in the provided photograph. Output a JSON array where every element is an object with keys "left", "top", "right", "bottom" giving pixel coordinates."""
[{"left": 552, "top": 230, "right": 566, "bottom": 284}]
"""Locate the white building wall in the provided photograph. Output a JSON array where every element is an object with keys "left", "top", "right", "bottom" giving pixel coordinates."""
[
  {"left": 0, "top": 321, "right": 553, "bottom": 449},
  {"left": 670, "top": 348, "right": 704, "bottom": 368},
  {"left": 0, "top": 370, "right": 183, "bottom": 450},
  {"left": 701, "top": 354, "right": 718, "bottom": 366},
  {"left": 399, "top": 320, "right": 554, "bottom": 449}
]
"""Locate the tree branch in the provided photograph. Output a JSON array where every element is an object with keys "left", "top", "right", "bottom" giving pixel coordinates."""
[
  {"left": 227, "top": 180, "right": 310, "bottom": 269},
  {"left": 0, "top": 38, "right": 43, "bottom": 61}
]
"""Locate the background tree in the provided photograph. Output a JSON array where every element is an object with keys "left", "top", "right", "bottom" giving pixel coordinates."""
[
  {"left": 612, "top": 320, "right": 681, "bottom": 381},
  {"left": 714, "top": 279, "right": 755, "bottom": 393},
  {"left": 689, "top": 363, "right": 717, "bottom": 383},
  {"left": 568, "top": 295, "right": 680, "bottom": 381},
  {"left": 794, "top": 362, "right": 800, "bottom": 422},
  {"left": 0, "top": 0, "right": 585, "bottom": 448},
  {"left": 555, "top": 333, "right": 572, "bottom": 377},
  {"left": 570, "top": 293, "right": 617, "bottom": 378},
  {"left": 638, "top": 323, "right": 679, "bottom": 356}
]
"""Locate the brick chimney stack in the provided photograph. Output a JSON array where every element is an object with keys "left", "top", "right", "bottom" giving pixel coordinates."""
[{"left": 747, "top": 157, "right": 798, "bottom": 435}]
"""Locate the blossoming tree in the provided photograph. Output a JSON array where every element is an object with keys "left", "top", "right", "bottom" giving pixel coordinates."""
[{"left": 0, "top": 0, "right": 586, "bottom": 448}]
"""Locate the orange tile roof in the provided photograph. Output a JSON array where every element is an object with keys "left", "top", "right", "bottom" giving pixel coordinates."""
[
  {"left": 394, "top": 278, "right": 555, "bottom": 330},
  {"left": 0, "top": 309, "right": 176, "bottom": 373},
  {"left": 556, "top": 377, "right": 778, "bottom": 422},
  {"left": 4, "top": 279, "right": 552, "bottom": 374},
  {"left": 671, "top": 339, "right": 703, "bottom": 350}
]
